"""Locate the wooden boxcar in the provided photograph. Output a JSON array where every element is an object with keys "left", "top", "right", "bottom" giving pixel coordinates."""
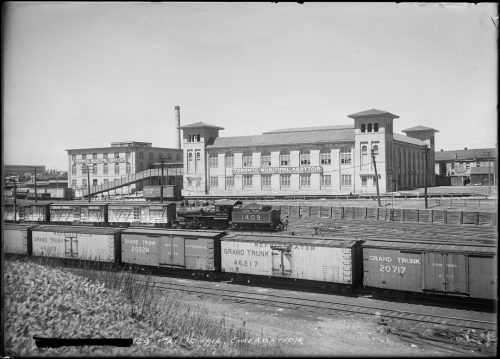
[
  {"left": 49, "top": 202, "right": 109, "bottom": 224},
  {"left": 31, "top": 225, "right": 122, "bottom": 263},
  {"left": 362, "top": 240, "right": 497, "bottom": 300},
  {"left": 3, "top": 200, "right": 51, "bottom": 223},
  {"left": 3, "top": 223, "right": 37, "bottom": 255},
  {"left": 108, "top": 202, "right": 176, "bottom": 227},
  {"left": 120, "top": 228, "right": 225, "bottom": 272},
  {"left": 221, "top": 233, "right": 362, "bottom": 288}
]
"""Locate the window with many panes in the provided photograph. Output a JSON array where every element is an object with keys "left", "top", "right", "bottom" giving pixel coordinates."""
[
  {"left": 209, "top": 155, "right": 218, "bottom": 168},
  {"left": 82, "top": 154, "right": 87, "bottom": 160},
  {"left": 280, "top": 150, "right": 290, "bottom": 166},
  {"left": 300, "top": 174, "right": 311, "bottom": 187},
  {"left": 92, "top": 164, "right": 97, "bottom": 175},
  {"left": 71, "top": 179, "right": 77, "bottom": 188},
  {"left": 72, "top": 164, "right": 76, "bottom": 175},
  {"left": 195, "top": 151, "right": 201, "bottom": 171},
  {"left": 226, "top": 176, "right": 234, "bottom": 188},
  {"left": 362, "top": 176, "right": 367, "bottom": 186},
  {"left": 126, "top": 163, "right": 131, "bottom": 174},
  {"left": 104, "top": 153, "right": 108, "bottom": 159},
  {"left": 280, "top": 174, "right": 291, "bottom": 187},
  {"left": 320, "top": 150, "right": 331, "bottom": 165},
  {"left": 243, "top": 175, "right": 253, "bottom": 188},
  {"left": 103, "top": 179, "right": 109, "bottom": 186},
  {"left": 188, "top": 152, "right": 193, "bottom": 172},
  {"left": 261, "top": 174, "right": 272, "bottom": 188},
  {"left": 72, "top": 154, "right": 76, "bottom": 161},
  {"left": 225, "top": 153, "right": 234, "bottom": 167},
  {"left": 300, "top": 151, "right": 310, "bottom": 165},
  {"left": 210, "top": 176, "right": 218, "bottom": 187},
  {"left": 321, "top": 174, "right": 331, "bottom": 186},
  {"left": 82, "top": 179, "right": 87, "bottom": 187},
  {"left": 115, "top": 152, "right": 121, "bottom": 158},
  {"left": 341, "top": 174, "right": 352, "bottom": 186},
  {"left": 261, "top": 152, "right": 271, "bottom": 167},
  {"left": 340, "top": 151, "right": 351, "bottom": 164},
  {"left": 115, "top": 163, "right": 120, "bottom": 174},
  {"left": 92, "top": 153, "right": 97, "bottom": 159},
  {"left": 243, "top": 152, "right": 252, "bottom": 167},
  {"left": 103, "top": 163, "right": 108, "bottom": 175}
]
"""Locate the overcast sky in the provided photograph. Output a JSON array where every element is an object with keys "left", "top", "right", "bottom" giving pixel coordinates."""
[{"left": 3, "top": 2, "right": 498, "bottom": 171}]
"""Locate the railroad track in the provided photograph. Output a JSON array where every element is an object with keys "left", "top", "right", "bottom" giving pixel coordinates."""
[{"left": 128, "top": 277, "right": 496, "bottom": 333}]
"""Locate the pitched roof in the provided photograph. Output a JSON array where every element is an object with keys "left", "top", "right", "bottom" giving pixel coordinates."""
[
  {"left": 347, "top": 108, "right": 399, "bottom": 119},
  {"left": 402, "top": 125, "right": 439, "bottom": 133},
  {"left": 178, "top": 122, "right": 224, "bottom": 130},
  {"left": 393, "top": 133, "right": 426, "bottom": 146},
  {"left": 435, "top": 148, "right": 496, "bottom": 162},
  {"left": 208, "top": 126, "right": 355, "bottom": 149},
  {"left": 263, "top": 124, "right": 353, "bottom": 134}
]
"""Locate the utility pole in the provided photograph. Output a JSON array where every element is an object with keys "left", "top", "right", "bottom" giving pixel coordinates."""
[
  {"left": 424, "top": 145, "right": 429, "bottom": 209},
  {"left": 371, "top": 149, "right": 382, "bottom": 207},
  {"left": 160, "top": 157, "right": 165, "bottom": 203},
  {"left": 486, "top": 151, "right": 491, "bottom": 194},
  {"left": 83, "top": 165, "right": 91, "bottom": 203},
  {"left": 10, "top": 177, "right": 17, "bottom": 221},
  {"left": 34, "top": 167, "right": 38, "bottom": 203}
]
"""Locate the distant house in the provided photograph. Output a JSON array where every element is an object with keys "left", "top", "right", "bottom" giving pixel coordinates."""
[
  {"left": 434, "top": 148, "right": 496, "bottom": 186},
  {"left": 470, "top": 166, "right": 496, "bottom": 186}
]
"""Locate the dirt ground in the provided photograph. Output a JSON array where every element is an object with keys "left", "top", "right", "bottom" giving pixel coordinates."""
[{"left": 177, "top": 284, "right": 477, "bottom": 357}]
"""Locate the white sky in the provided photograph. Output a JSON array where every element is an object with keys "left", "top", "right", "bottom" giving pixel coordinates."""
[{"left": 3, "top": 2, "right": 498, "bottom": 170}]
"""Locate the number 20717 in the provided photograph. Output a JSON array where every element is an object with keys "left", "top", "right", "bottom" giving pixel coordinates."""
[{"left": 379, "top": 265, "right": 406, "bottom": 273}]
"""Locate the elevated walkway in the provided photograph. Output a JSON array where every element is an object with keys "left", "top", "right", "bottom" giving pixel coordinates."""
[{"left": 81, "top": 168, "right": 183, "bottom": 197}]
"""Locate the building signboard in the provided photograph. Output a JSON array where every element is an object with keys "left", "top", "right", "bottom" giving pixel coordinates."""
[{"left": 232, "top": 166, "right": 322, "bottom": 175}]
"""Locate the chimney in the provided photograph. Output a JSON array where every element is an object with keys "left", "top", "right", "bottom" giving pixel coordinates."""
[
  {"left": 175, "top": 106, "right": 181, "bottom": 149},
  {"left": 464, "top": 147, "right": 467, "bottom": 150}
]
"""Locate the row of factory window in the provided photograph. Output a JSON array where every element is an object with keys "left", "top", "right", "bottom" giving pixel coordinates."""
[
  {"left": 72, "top": 163, "right": 132, "bottom": 175},
  {"left": 200, "top": 150, "right": 358, "bottom": 169},
  {"left": 188, "top": 174, "right": 354, "bottom": 189},
  {"left": 71, "top": 178, "right": 122, "bottom": 189},
  {"left": 360, "top": 123, "right": 391, "bottom": 133},
  {"left": 71, "top": 152, "right": 177, "bottom": 161}
]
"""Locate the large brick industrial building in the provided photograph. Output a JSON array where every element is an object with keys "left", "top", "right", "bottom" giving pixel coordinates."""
[{"left": 179, "top": 109, "right": 438, "bottom": 197}]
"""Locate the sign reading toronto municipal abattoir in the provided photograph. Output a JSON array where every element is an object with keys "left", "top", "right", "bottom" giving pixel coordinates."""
[{"left": 232, "top": 166, "right": 322, "bottom": 175}]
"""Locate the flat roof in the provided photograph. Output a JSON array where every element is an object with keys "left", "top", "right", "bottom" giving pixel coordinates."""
[
  {"left": 222, "top": 233, "right": 358, "bottom": 248},
  {"left": 362, "top": 240, "right": 496, "bottom": 254},
  {"left": 123, "top": 228, "right": 225, "bottom": 237},
  {"left": 32, "top": 225, "right": 123, "bottom": 235}
]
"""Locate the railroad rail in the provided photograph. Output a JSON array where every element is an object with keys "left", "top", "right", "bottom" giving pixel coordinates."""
[{"left": 127, "top": 277, "right": 496, "bottom": 332}]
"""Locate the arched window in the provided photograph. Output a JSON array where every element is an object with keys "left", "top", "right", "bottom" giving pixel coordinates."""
[
  {"left": 361, "top": 124, "right": 366, "bottom": 133},
  {"left": 280, "top": 150, "right": 290, "bottom": 166},
  {"left": 115, "top": 163, "right": 120, "bottom": 174},
  {"left": 103, "top": 163, "right": 108, "bottom": 175},
  {"left": 188, "top": 152, "right": 193, "bottom": 172},
  {"left": 196, "top": 134, "right": 200, "bottom": 142},
  {"left": 195, "top": 152, "right": 201, "bottom": 170},
  {"left": 72, "top": 164, "right": 76, "bottom": 175},
  {"left": 242, "top": 151, "right": 253, "bottom": 167},
  {"left": 367, "top": 123, "right": 372, "bottom": 132},
  {"left": 225, "top": 152, "right": 234, "bottom": 167},
  {"left": 361, "top": 146, "right": 367, "bottom": 156},
  {"left": 261, "top": 151, "right": 271, "bottom": 167},
  {"left": 92, "top": 164, "right": 98, "bottom": 175},
  {"left": 81, "top": 165, "right": 87, "bottom": 173},
  {"left": 300, "top": 150, "right": 310, "bottom": 165},
  {"left": 374, "top": 123, "right": 379, "bottom": 132},
  {"left": 188, "top": 135, "right": 192, "bottom": 142},
  {"left": 372, "top": 145, "right": 379, "bottom": 156}
]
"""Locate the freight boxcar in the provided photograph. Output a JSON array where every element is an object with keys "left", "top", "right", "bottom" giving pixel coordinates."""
[
  {"left": 31, "top": 225, "right": 122, "bottom": 263},
  {"left": 3, "top": 200, "right": 51, "bottom": 223},
  {"left": 120, "top": 228, "right": 225, "bottom": 273},
  {"left": 221, "top": 233, "right": 362, "bottom": 289},
  {"left": 231, "top": 203, "right": 282, "bottom": 231},
  {"left": 108, "top": 202, "right": 176, "bottom": 227},
  {"left": 362, "top": 240, "right": 497, "bottom": 300},
  {"left": 49, "top": 202, "right": 109, "bottom": 224},
  {"left": 3, "top": 223, "right": 37, "bottom": 255}
]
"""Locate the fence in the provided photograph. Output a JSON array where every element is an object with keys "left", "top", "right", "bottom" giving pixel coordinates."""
[{"left": 278, "top": 205, "right": 497, "bottom": 227}]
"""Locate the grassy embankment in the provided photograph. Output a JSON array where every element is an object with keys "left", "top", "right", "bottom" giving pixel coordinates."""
[{"left": 4, "top": 256, "right": 288, "bottom": 357}]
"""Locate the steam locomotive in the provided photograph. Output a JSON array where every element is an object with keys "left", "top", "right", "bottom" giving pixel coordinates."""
[{"left": 175, "top": 200, "right": 283, "bottom": 231}]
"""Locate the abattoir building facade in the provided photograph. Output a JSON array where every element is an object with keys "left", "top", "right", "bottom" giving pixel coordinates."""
[{"left": 179, "top": 109, "right": 438, "bottom": 198}]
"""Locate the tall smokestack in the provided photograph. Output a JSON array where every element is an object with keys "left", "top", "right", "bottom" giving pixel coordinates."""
[{"left": 175, "top": 106, "right": 181, "bottom": 149}]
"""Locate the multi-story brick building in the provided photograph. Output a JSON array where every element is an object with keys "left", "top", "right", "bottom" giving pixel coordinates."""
[
  {"left": 66, "top": 141, "right": 182, "bottom": 197},
  {"left": 179, "top": 109, "right": 438, "bottom": 197}
]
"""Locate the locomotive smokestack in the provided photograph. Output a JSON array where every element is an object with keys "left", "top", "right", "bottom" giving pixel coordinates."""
[{"left": 175, "top": 106, "right": 181, "bottom": 149}]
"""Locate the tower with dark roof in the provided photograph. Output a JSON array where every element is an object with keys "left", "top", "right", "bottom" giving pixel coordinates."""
[
  {"left": 348, "top": 109, "right": 400, "bottom": 193},
  {"left": 178, "top": 122, "right": 224, "bottom": 195},
  {"left": 402, "top": 126, "right": 439, "bottom": 186}
]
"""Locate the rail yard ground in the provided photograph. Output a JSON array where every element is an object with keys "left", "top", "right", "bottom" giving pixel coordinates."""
[{"left": 4, "top": 258, "right": 496, "bottom": 357}]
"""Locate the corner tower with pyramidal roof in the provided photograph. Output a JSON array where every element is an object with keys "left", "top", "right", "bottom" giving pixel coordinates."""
[{"left": 178, "top": 122, "right": 224, "bottom": 196}]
